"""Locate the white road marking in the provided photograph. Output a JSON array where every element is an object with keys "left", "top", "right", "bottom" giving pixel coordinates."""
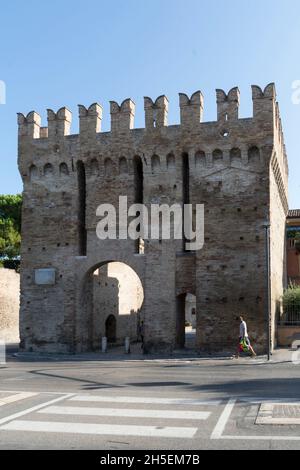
[
  {"left": 1, "top": 420, "right": 198, "bottom": 439},
  {"left": 39, "top": 405, "right": 211, "bottom": 420},
  {"left": 256, "top": 417, "right": 300, "bottom": 425},
  {"left": 3, "top": 377, "right": 26, "bottom": 381},
  {"left": 0, "top": 392, "right": 38, "bottom": 406},
  {"left": 210, "top": 398, "right": 300, "bottom": 441},
  {"left": 219, "top": 435, "right": 300, "bottom": 441},
  {"left": 1, "top": 391, "right": 299, "bottom": 403},
  {"left": 211, "top": 399, "right": 236, "bottom": 439},
  {"left": 0, "top": 389, "right": 70, "bottom": 395},
  {"left": 259, "top": 401, "right": 300, "bottom": 407},
  {"left": 0, "top": 393, "right": 74, "bottom": 426},
  {"left": 70, "top": 395, "right": 221, "bottom": 406}
]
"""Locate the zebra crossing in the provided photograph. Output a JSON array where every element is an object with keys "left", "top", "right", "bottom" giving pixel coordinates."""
[
  {"left": 0, "top": 392, "right": 37, "bottom": 407},
  {"left": 0, "top": 391, "right": 221, "bottom": 440},
  {"left": 1, "top": 390, "right": 300, "bottom": 444}
]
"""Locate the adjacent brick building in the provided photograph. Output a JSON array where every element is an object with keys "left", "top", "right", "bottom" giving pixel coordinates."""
[
  {"left": 286, "top": 210, "right": 300, "bottom": 286},
  {"left": 17, "top": 83, "right": 288, "bottom": 354}
]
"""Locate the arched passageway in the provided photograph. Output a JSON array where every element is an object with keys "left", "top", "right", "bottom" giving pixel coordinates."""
[
  {"left": 79, "top": 261, "right": 144, "bottom": 351},
  {"left": 176, "top": 292, "right": 196, "bottom": 350},
  {"left": 105, "top": 314, "right": 116, "bottom": 343}
]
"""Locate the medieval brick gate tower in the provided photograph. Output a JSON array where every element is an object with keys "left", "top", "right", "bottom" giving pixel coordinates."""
[{"left": 17, "top": 83, "right": 288, "bottom": 354}]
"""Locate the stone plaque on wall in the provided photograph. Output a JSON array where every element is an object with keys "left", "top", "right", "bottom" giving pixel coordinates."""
[{"left": 34, "top": 268, "right": 56, "bottom": 285}]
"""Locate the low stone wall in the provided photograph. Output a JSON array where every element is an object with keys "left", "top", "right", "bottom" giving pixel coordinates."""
[
  {"left": 277, "top": 326, "right": 300, "bottom": 347},
  {"left": 0, "top": 268, "right": 20, "bottom": 343}
]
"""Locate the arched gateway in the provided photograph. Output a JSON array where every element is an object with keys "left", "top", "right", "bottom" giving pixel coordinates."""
[{"left": 18, "top": 85, "right": 288, "bottom": 355}]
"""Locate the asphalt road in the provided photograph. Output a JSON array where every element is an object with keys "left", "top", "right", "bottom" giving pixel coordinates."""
[{"left": 1, "top": 346, "right": 300, "bottom": 450}]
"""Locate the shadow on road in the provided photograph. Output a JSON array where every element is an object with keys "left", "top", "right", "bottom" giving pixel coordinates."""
[
  {"left": 5, "top": 342, "right": 19, "bottom": 354},
  {"left": 126, "top": 381, "right": 191, "bottom": 387},
  {"left": 28, "top": 369, "right": 124, "bottom": 390},
  {"left": 187, "top": 377, "right": 300, "bottom": 399}
]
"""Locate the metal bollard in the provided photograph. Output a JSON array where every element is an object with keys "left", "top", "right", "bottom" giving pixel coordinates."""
[
  {"left": 125, "top": 337, "right": 130, "bottom": 354},
  {"left": 102, "top": 337, "right": 107, "bottom": 353}
]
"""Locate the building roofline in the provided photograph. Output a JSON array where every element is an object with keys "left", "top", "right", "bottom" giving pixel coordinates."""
[{"left": 287, "top": 209, "right": 300, "bottom": 219}]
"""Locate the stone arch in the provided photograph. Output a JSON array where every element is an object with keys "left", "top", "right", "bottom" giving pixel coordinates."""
[
  {"left": 77, "top": 257, "right": 145, "bottom": 352},
  {"left": 90, "top": 158, "right": 99, "bottom": 175},
  {"left": 151, "top": 154, "right": 160, "bottom": 173},
  {"left": 195, "top": 150, "right": 206, "bottom": 167},
  {"left": 104, "top": 158, "right": 113, "bottom": 177},
  {"left": 105, "top": 315, "right": 117, "bottom": 343},
  {"left": 176, "top": 291, "right": 196, "bottom": 350},
  {"left": 29, "top": 164, "right": 38, "bottom": 181},
  {"left": 230, "top": 147, "right": 242, "bottom": 163},
  {"left": 166, "top": 153, "right": 175, "bottom": 170},
  {"left": 119, "top": 157, "right": 128, "bottom": 174},
  {"left": 59, "top": 162, "right": 69, "bottom": 176},
  {"left": 248, "top": 146, "right": 260, "bottom": 164},
  {"left": 212, "top": 149, "right": 223, "bottom": 162},
  {"left": 44, "top": 163, "right": 54, "bottom": 176}
]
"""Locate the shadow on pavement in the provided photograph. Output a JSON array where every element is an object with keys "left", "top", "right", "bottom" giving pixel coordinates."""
[
  {"left": 5, "top": 342, "right": 19, "bottom": 354},
  {"left": 28, "top": 368, "right": 124, "bottom": 390},
  {"left": 126, "top": 381, "right": 191, "bottom": 387},
  {"left": 187, "top": 377, "right": 300, "bottom": 400}
]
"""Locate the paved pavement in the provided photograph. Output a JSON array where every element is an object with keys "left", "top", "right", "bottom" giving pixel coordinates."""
[{"left": 0, "top": 344, "right": 300, "bottom": 450}]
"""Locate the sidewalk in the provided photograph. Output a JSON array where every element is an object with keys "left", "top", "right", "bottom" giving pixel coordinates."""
[
  {"left": 268, "top": 347, "right": 297, "bottom": 364},
  {"left": 8, "top": 342, "right": 296, "bottom": 365}
]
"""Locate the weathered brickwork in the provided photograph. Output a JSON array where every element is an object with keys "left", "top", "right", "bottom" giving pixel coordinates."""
[{"left": 17, "top": 83, "right": 288, "bottom": 354}]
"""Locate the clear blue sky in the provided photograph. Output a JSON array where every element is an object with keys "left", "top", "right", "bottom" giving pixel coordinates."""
[{"left": 0, "top": 0, "right": 299, "bottom": 208}]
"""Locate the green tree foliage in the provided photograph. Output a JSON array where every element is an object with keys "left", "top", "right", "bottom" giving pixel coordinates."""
[
  {"left": 283, "top": 285, "right": 300, "bottom": 305},
  {"left": 0, "top": 194, "right": 22, "bottom": 231},
  {"left": 0, "top": 194, "right": 22, "bottom": 260}
]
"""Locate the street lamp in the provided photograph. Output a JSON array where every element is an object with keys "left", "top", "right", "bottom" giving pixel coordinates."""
[{"left": 263, "top": 222, "right": 271, "bottom": 361}]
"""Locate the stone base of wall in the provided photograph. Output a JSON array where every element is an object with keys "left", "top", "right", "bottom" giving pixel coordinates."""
[
  {"left": 144, "top": 340, "right": 174, "bottom": 354},
  {"left": 19, "top": 340, "right": 72, "bottom": 354}
]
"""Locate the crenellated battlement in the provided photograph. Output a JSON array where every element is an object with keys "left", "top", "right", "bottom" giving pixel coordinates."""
[
  {"left": 144, "top": 95, "right": 168, "bottom": 129},
  {"left": 17, "top": 107, "right": 72, "bottom": 140},
  {"left": 17, "top": 111, "right": 41, "bottom": 139},
  {"left": 216, "top": 87, "right": 240, "bottom": 121},
  {"left": 47, "top": 107, "right": 72, "bottom": 138},
  {"left": 110, "top": 98, "right": 135, "bottom": 132},
  {"left": 17, "top": 84, "right": 279, "bottom": 141},
  {"left": 251, "top": 83, "right": 276, "bottom": 120},
  {"left": 179, "top": 91, "right": 203, "bottom": 127},
  {"left": 79, "top": 103, "right": 103, "bottom": 135}
]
